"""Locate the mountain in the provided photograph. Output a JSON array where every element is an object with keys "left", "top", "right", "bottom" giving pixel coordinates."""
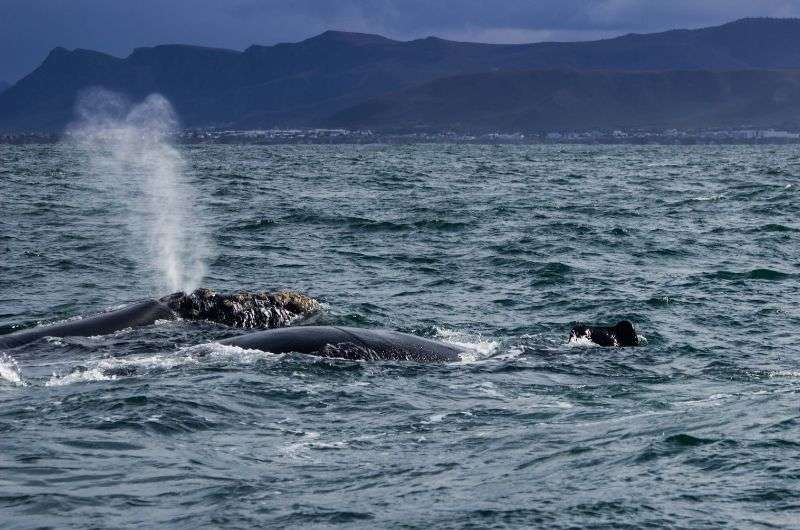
[
  {"left": 0, "top": 81, "right": 8, "bottom": 94},
  {"left": 4, "top": 18, "right": 800, "bottom": 131},
  {"left": 328, "top": 69, "right": 800, "bottom": 132}
]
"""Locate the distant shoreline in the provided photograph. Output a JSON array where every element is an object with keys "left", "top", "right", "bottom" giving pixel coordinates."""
[{"left": 5, "top": 128, "right": 800, "bottom": 146}]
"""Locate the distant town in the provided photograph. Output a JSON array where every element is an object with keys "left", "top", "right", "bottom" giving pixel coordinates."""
[{"left": 4, "top": 127, "right": 800, "bottom": 145}]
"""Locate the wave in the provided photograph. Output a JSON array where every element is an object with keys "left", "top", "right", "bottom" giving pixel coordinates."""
[
  {"left": 769, "top": 370, "right": 800, "bottom": 378},
  {"left": 567, "top": 335, "right": 596, "bottom": 347},
  {"left": 665, "top": 194, "right": 726, "bottom": 207},
  {"left": 42, "top": 328, "right": 496, "bottom": 384},
  {"left": 691, "top": 194, "right": 726, "bottom": 202},
  {"left": 279, "top": 209, "right": 471, "bottom": 232},
  {"left": 753, "top": 223, "right": 800, "bottom": 233},
  {"left": 45, "top": 343, "right": 277, "bottom": 386},
  {"left": 0, "top": 353, "right": 26, "bottom": 386},
  {"left": 227, "top": 217, "right": 277, "bottom": 232},
  {"left": 568, "top": 334, "right": 647, "bottom": 347},
  {"left": 707, "top": 268, "right": 794, "bottom": 281},
  {"left": 433, "top": 327, "right": 498, "bottom": 363},
  {"left": 530, "top": 262, "right": 574, "bottom": 286}
]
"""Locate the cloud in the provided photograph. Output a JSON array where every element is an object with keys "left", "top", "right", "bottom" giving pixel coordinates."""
[{"left": 2, "top": 0, "right": 800, "bottom": 82}]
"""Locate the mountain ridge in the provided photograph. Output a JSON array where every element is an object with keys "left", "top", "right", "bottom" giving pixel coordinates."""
[
  {"left": 30, "top": 16, "right": 800, "bottom": 61},
  {"left": 5, "top": 18, "right": 800, "bottom": 131}
]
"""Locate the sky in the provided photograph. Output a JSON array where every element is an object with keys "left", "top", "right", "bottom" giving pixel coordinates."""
[{"left": 2, "top": 0, "right": 800, "bottom": 83}]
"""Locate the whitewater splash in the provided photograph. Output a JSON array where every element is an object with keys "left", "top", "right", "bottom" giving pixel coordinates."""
[
  {"left": 568, "top": 334, "right": 648, "bottom": 347},
  {"left": 67, "top": 89, "right": 211, "bottom": 293},
  {"left": 434, "top": 327, "right": 498, "bottom": 363},
  {"left": 45, "top": 343, "right": 275, "bottom": 387},
  {"left": 0, "top": 353, "right": 26, "bottom": 386}
]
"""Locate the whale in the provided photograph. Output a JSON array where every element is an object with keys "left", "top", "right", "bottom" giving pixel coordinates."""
[
  {"left": 159, "top": 288, "right": 320, "bottom": 328},
  {"left": 569, "top": 320, "right": 639, "bottom": 347},
  {"left": 221, "top": 326, "right": 464, "bottom": 363},
  {"left": 0, "top": 288, "right": 319, "bottom": 350},
  {"left": 0, "top": 300, "right": 174, "bottom": 350}
]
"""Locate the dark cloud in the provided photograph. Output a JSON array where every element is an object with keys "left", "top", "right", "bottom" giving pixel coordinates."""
[{"left": 1, "top": 0, "right": 798, "bottom": 82}]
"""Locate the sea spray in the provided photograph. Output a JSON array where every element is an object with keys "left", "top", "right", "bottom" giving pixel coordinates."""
[
  {"left": 0, "top": 353, "right": 26, "bottom": 386},
  {"left": 67, "top": 89, "right": 211, "bottom": 293}
]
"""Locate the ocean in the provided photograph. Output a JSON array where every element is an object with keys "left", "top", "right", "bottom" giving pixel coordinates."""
[{"left": 1, "top": 143, "right": 799, "bottom": 528}]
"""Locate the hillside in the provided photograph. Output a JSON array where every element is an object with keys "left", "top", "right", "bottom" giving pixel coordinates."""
[
  {"left": 328, "top": 69, "right": 800, "bottom": 132},
  {"left": 4, "top": 18, "right": 800, "bottom": 131}
]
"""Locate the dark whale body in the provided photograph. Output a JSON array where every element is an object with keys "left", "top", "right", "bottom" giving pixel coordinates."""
[
  {"left": 0, "top": 289, "right": 320, "bottom": 351},
  {"left": 569, "top": 320, "right": 639, "bottom": 347},
  {"left": 221, "top": 326, "right": 464, "bottom": 363},
  {"left": 0, "top": 300, "right": 174, "bottom": 350}
]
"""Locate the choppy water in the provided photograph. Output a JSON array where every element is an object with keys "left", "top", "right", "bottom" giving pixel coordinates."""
[{"left": 1, "top": 143, "right": 799, "bottom": 528}]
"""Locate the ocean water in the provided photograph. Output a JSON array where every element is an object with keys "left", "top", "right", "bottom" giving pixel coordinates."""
[{"left": 1, "top": 143, "right": 799, "bottom": 528}]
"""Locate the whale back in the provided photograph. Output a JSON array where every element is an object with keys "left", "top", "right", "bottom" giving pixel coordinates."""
[
  {"left": 0, "top": 300, "right": 175, "bottom": 350},
  {"left": 221, "top": 326, "right": 463, "bottom": 363},
  {"left": 613, "top": 321, "right": 639, "bottom": 347},
  {"left": 569, "top": 320, "right": 639, "bottom": 347}
]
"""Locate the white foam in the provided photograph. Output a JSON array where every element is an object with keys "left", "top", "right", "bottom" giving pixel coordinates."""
[
  {"left": 434, "top": 327, "right": 498, "bottom": 362},
  {"left": 195, "top": 343, "right": 280, "bottom": 364},
  {"left": 490, "top": 345, "right": 526, "bottom": 362},
  {"left": 567, "top": 335, "right": 598, "bottom": 347},
  {"left": 673, "top": 387, "right": 797, "bottom": 409},
  {"left": 477, "top": 381, "right": 504, "bottom": 397},
  {"left": 567, "top": 333, "right": 647, "bottom": 347},
  {"left": 46, "top": 354, "right": 196, "bottom": 386},
  {"left": 769, "top": 370, "right": 800, "bottom": 378},
  {"left": 46, "top": 367, "right": 117, "bottom": 386},
  {"left": 0, "top": 354, "right": 26, "bottom": 386},
  {"left": 44, "top": 342, "right": 276, "bottom": 386},
  {"left": 282, "top": 431, "right": 324, "bottom": 458},
  {"left": 423, "top": 413, "right": 446, "bottom": 424},
  {"left": 692, "top": 193, "right": 725, "bottom": 201},
  {"left": 708, "top": 393, "right": 733, "bottom": 400}
]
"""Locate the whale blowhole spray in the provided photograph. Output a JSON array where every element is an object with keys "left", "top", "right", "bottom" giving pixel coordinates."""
[{"left": 67, "top": 88, "right": 211, "bottom": 294}]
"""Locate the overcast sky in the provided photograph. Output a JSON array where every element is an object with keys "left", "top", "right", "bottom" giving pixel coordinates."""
[{"left": 2, "top": 0, "right": 799, "bottom": 83}]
